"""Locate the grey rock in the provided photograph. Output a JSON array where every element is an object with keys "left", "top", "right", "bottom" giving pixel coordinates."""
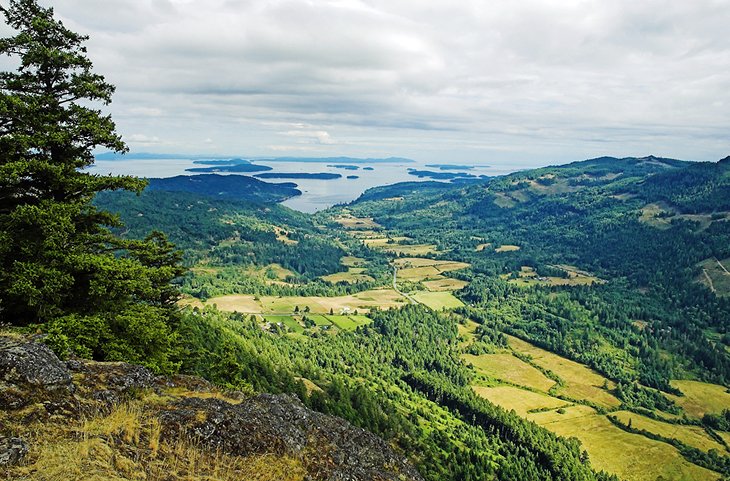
[
  {"left": 0, "top": 337, "right": 74, "bottom": 409},
  {"left": 160, "top": 393, "right": 423, "bottom": 481},
  {"left": 0, "top": 437, "right": 28, "bottom": 466}
]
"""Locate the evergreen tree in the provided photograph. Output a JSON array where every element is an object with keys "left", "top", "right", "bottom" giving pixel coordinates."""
[{"left": 0, "top": 0, "right": 183, "bottom": 373}]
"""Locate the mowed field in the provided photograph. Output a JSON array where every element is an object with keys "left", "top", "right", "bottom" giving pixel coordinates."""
[
  {"left": 412, "top": 291, "right": 464, "bottom": 310},
  {"left": 205, "top": 288, "right": 407, "bottom": 314},
  {"left": 507, "top": 335, "right": 620, "bottom": 408},
  {"left": 364, "top": 238, "right": 439, "bottom": 255},
  {"left": 463, "top": 353, "right": 556, "bottom": 392}
]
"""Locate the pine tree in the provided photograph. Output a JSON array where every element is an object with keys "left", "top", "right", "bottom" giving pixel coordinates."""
[{"left": 0, "top": 0, "right": 183, "bottom": 373}]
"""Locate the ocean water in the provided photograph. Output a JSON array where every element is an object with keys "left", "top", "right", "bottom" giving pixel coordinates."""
[{"left": 92, "top": 158, "right": 515, "bottom": 213}]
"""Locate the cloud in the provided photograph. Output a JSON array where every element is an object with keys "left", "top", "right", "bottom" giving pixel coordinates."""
[{"left": 22, "top": 0, "right": 730, "bottom": 162}]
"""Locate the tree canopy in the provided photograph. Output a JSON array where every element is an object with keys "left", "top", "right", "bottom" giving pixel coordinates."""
[{"left": 0, "top": 0, "right": 183, "bottom": 373}]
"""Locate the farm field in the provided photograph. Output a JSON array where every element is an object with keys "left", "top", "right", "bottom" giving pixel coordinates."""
[
  {"left": 334, "top": 214, "right": 381, "bottom": 230},
  {"left": 667, "top": 380, "right": 730, "bottom": 418},
  {"left": 205, "top": 289, "right": 407, "bottom": 314},
  {"left": 456, "top": 319, "right": 480, "bottom": 347},
  {"left": 463, "top": 353, "right": 556, "bottom": 392},
  {"left": 509, "top": 265, "right": 601, "bottom": 287},
  {"left": 264, "top": 315, "right": 304, "bottom": 333},
  {"left": 612, "top": 411, "right": 727, "bottom": 453},
  {"left": 495, "top": 244, "right": 520, "bottom": 252},
  {"left": 472, "top": 386, "right": 567, "bottom": 416},
  {"left": 321, "top": 269, "right": 374, "bottom": 284},
  {"left": 506, "top": 335, "right": 620, "bottom": 408},
  {"left": 529, "top": 406, "right": 721, "bottom": 481},
  {"left": 422, "top": 278, "right": 468, "bottom": 291},
  {"left": 412, "top": 291, "right": 464, "bottom": 310}
]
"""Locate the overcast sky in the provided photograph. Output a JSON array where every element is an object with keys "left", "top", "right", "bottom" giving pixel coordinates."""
[{"left": 13, "top": 0, "right": 730, "bottom": 164}]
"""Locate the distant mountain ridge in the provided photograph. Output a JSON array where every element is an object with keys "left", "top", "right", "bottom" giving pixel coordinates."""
[{"left": 95, "top": 152, "right": 415, "bottom": 163}]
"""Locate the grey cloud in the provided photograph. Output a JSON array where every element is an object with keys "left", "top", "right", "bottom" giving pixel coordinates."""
[{"left": 19, "top": 0, "right": 729, "bottom": 163}]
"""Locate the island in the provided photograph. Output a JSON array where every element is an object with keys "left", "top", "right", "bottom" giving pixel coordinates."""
[
  {"left": 144, "top": 174, "right": 301, "bottom": 203},
  {"left": 328, "top": 164, "right": 360, "bottom": 170},
  {"left": 254, "top": 172, "right": 342, "bottom": 180},
  {"left": 407, "top": 169, "right": 477, "bottom": 180},
  {"left": 346, "top": 175, "right": 360, "bottom": 179},
  {"left": 425, "top": 163, "right": 478, "bottom": 170},
  {"left": 363, "top": 167, "right": 375, "bottom": 171},
  {"left": 186, "top": 163, "right": 272, "bottom": 173}
]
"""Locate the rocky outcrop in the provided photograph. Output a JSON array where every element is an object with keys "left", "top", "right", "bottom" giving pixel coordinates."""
[
  {"left": 0, "top": 335, "right": 423, "bottom": 481},
  {"left": 160, "top": 394, "right": 422, "bottom": 481},
  {"left": 0, "top": 336, "right": 74, "bottom": 409}
]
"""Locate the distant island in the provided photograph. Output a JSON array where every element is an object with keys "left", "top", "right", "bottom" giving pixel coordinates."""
[
  {"left": 328, "top": 164, "right": 360, "bottom": 170},
  {"left": 407, "top": 169, "right": 477, "bottom": 180},
  {"left": 192, "top": 158, "right": 252, "bottom": 165},
  {"left": 254, "top": 172, "right": 342, "bottom": 180},
  {"left": 144, "top": 174, "right": 301, "bottom": 203},
  {"left": 186, "top": 164, "right": 272, "bottom": 173},
  {"left": 95, "top": 152, "right": 415, "bottom": 165},
  {"left": 346, "top": 175, "right": 359, "bottom": 179},
  {"left": 425, "top": 163, "right": 478, "bottom": 170},
  {"left": 363, "top": 167, "right": 375, "bottom": 171}
]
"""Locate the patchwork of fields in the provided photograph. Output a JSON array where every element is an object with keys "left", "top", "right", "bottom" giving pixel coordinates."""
[{"left": 461, "top": 327, "right": 730, "bottom": 481}]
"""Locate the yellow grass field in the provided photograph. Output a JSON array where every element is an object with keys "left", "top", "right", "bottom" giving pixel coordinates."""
[
  {"left": 205, "top": 289, "right": 407, "bottom": 314},
  {"left": 464, "top": 353, "right": 556, "bottom": 392},
  {"left": 383, "top": 244, "right": 439, "bottom": 256},
  {"left": 340, "top": 256, "right": 366, "bottom": 267},
  {"left": 321, "top": 269, "right": 375, "bottom": 284},
  {"left": 495, "top": 244, "right": 521, "bottom": 252},
  {"left": 422, "top": 278, "right": 468, "bottom": 291},
  {"left": 507, "top": 335, "right": 620, "bottom": 408},
  {"left": 612, "top": 411, "right": 727, "bottom": 453},
  {"left": 528, "top": 406, "right": 721, "bottom": 481},
  {"left": 412, "top": 291, "right": 464, "bottom": 310},
  {"left": 473, "top": 386, "right": 567, "bottom": 416},
  {"left": 475, "top": 243, "right": 492, "bottom": 251},
  {"left": 398, "top": 266, "right": 443, "bottom": 281},
  {"left": 667, "top": 380, "right": 730, "bottom": 418},
  {"left": 334, "top": 215, "right": 381, "bottom": 230},
  {"left": 363, "top": 236, "right": 410, "bottom": 246},
  {"left": 457, "top": 319, "right": 480, "bottom": 347}
]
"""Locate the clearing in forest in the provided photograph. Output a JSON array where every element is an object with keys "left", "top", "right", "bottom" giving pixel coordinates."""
[
  {"left": 472, "top": 386, "right": 566, "bottom": 416},
  {"left": 464, "top": 353, "right": 556, "bottom": 392},
  {"left": 495, "top": 244, "right": 520, "bottom": 252},
  {"left": 506, "top": 335, "right": 620, "bottom": 408},
  {"left": 611, "top": 411, "right": 727, "bottom": 453},
  {"left": 411, "top": 291, "right": 464, "bottom": 310},
  {"left": 204, "top": 289, "right": 407, "bottom": 314},
  {"left": 334, "top": 214, "right": 382, "bottom": 230},
  {"left": 528, "top": 405, "right": 720, "bottom": 481},
  {"left": 667, "top": 380, "right": 730, "bottom": 418},
  {"left": 697, "top": 257, "right": 730, "bottom": 296}
]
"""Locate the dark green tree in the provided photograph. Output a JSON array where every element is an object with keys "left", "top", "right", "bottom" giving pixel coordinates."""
[{"left": 0, "top": 0, "right": 183, "bottom": 373}]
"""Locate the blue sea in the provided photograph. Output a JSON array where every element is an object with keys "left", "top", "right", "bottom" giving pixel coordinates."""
[{"left": 92, "top": 158, "right": 518, "bottom": 213}]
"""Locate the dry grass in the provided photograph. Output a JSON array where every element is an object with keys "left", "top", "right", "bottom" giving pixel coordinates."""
[
  {"left": 422, "top": 278, "right": 468, "bottom": 292},
  {"left": 333, "top": 215, "right": 381, "bottom": 230},
  {"left": 321, "top": 270, "right": 375, "bottom": 284},
  {"left": 472, "top": 386, "right": 567, "bottom": 416},
  {"left": 528, "top": 406, "right": 720, "bottom": 481},
  {"left": 697, "top": 257, "right": 730, "bottom": 296},
  {"left": 612, "top": 411, "right": 726, "bottom": 453},
  {"left": 206, "top": 289, "right": 408, "bottom": 314},
  {"left": 411, "top": 291, "right": 464, "bottom": 310},
  {"left": 463, "top": 353, "right": 556, "bottom": 392},
  {"left": 495, "top": 245, "right": 520, "bottom": 253},
  {"left": 667, "top": 380, "right": 730, "bottom": 418},
  {"left": 8, "top": 402, "right": 306, "bottom": 481},
  {"left": 507, "top": 335, "right": 620, "bottom": 408}
]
